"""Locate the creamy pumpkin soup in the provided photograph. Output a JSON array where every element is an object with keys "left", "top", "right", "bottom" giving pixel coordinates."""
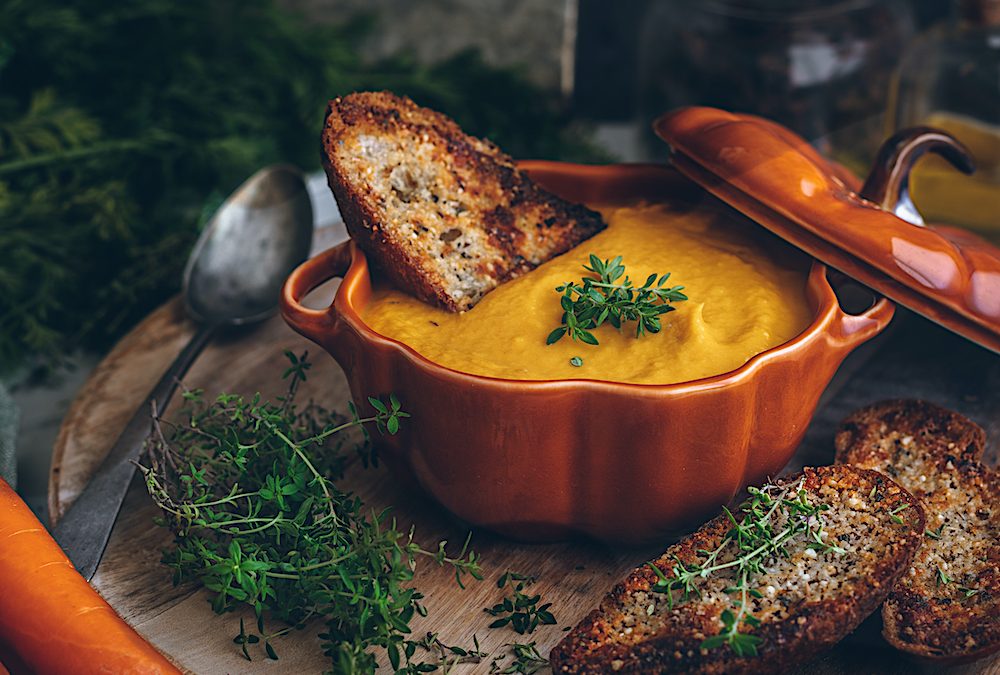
[{"left": 361, "top": 202, "right": 812, "bottom": 384}]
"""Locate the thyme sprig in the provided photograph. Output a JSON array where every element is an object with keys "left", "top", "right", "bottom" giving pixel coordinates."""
[
  {"left": 647, "top": 481, "right": 845, "bottom": 657},
  {"left": 486, "top": 571, "right": 557, "bottom": 635},
  {"left": 937, "top": 566, "right": 953, "bottom": 586},
  {"left": 934, "top": 566, "right": 981, "bottom": 600},
  {"left": 139, "top": 350, "right": 482, "bottom": 673},
  {"left": 889, "top": 503, "right": 910, "bottom": 525},
  {"left": 546, "top": 255, "right": 687, "bottom": 346},
  {"left": 489, "top": 641, "right": 549, "bottom": 674},
  {"left": 394, "top": 632, "right": 489, "bottom": 674}
]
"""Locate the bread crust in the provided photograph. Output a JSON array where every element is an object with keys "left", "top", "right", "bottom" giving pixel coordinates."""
[
  {"left": 320, "top": 91, "right": 605, "bottom": 311},
  {"left": 550, "top": 465, "right": 925, "bottom": 674},
  {"left": 835, "top": 399, "right": 1000, "bottom": 664}
]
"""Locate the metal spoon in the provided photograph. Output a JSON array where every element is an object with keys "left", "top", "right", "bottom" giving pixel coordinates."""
[{"left": 53, "top": 165, "right": 314, "bottom": 580}]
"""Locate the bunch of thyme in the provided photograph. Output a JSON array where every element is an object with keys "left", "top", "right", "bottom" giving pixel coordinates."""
[
  {"left": 139, "top": 350, "right": 482, "bottom": 673},
  {"left": 647, "top": 481, "right": 845, "bottom": 657},
  {"left": 546, "top": 255, "right": 687, "bottom": 346}
]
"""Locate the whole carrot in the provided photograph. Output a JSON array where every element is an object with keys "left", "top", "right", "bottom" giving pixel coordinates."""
[{"left": 0, "top": 478, "right": 180, "bottom": 674}]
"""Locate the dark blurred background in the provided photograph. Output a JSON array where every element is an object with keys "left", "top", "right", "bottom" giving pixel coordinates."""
[{"left": 0, "top": 0, "right": 960, "bottom": 377}]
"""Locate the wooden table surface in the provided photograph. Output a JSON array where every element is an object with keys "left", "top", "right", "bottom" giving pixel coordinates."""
[{"left": 48, "top": 259, "right": 1000, "bottom": 673}]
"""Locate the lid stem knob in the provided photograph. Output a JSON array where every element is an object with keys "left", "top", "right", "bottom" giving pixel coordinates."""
[{"left": 859, "top": 127, "right": 976, "bottom": 227}]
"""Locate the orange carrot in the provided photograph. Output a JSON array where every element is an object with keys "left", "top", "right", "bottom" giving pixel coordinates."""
[{"left": 0, "top": 478, "right": 180, "bottom": 674}]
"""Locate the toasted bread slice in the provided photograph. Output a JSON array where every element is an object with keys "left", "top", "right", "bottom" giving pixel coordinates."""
[
  {"left": 320, "top": 91, "right": 606, "bottom": 311},
  {"left": 551, "top": 465, "right": 925, "bottom": 674},
  {"left": 835, "top": 399, "right": 1000, "bottom": 663}
]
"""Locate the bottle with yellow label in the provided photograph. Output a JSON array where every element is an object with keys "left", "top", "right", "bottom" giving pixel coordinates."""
[{"left": 888, "top": 0, "right": 1000, "bottom": 241}]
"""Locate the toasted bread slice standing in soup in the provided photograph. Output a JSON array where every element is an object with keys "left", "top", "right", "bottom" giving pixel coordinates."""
[{"left": 321, "top": 91, "right": 606, "bottom": 312}]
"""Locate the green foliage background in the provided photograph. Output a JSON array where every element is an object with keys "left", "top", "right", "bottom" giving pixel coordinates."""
[{"left": 0, "top": 0, "right": 603, "bottom": 372}]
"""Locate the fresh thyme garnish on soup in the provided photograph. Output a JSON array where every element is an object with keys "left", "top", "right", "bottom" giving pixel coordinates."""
[
  {"left": 138, "top": 351, "right": 482, "bottom": 673},
  {"left": 546, "top": 254, "right": 687, "bottom": 346}
]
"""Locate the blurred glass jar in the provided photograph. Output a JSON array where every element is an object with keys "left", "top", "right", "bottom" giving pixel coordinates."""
[
  {"left": 889, "top": 0, "right": 1000, "bottom": 241},
  {"left": 637, "top": 0, "right": 914, "bottom": 163}
]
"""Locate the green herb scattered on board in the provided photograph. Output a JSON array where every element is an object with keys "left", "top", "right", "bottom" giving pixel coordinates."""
[
  {"left": 139, "top": 350, "right": 482, "bottom": 673},
  {"left": 489, "top": 641, "right": 549, "bottom": 674},
  {"left": 546, "top": 255, "right": 687, "bottom": 347},
  {"left": 404, "top": 632, "right": 490, "bottom": 673},
  {"left": 646, "top": 481, "right": 845, "bottom": 657},
  {"left": 485, "top": 571, "right": 557, "bottom": 635}
]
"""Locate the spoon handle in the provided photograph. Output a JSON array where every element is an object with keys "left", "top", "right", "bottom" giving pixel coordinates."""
[{"left": 52, "top": 323, "right": 216, "bottom": 581}]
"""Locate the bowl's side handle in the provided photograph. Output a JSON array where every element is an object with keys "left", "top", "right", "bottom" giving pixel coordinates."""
[
  {"left": 280, "top": 241, "right": 352, "bottom": 341},
  {"left": 829, "top": 294, "right": 896, "bottom": 348}
]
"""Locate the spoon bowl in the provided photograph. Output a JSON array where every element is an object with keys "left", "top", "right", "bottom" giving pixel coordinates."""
[{"left": 184, "top": 165, "right": 314, "bottom": 326}]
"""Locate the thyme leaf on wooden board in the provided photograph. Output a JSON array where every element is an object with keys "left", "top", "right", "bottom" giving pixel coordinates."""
[
  {"left": 392, "top": 632, "right": 490, "bottom": 674},
  {"left": 546, "top": 255, "right": 687, "bottom": 346},
  {"left": 138, "top": 350, "right": 482, "bottom": 673},
  {"left": 485, "top": 571, "right": 557, "bottom": 635},
  {"left": 647, "top": 481, "right": 845, "bottom": 657},
  {"left": 489, "top": 641, "right": 550, "bottom": 674}
]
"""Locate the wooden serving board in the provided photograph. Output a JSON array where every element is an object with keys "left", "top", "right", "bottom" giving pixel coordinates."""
[{"left": 49, "top": 262, "right": 1000, "bottom": 673}]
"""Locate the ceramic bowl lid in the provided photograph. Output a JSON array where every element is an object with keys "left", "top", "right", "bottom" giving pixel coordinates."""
[{"left": 655, "top": 107, "right": 1000, "bottom": 355}]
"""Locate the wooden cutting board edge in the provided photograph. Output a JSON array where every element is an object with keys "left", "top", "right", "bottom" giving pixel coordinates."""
[{"left": 49, "top": 298, "right": 194, "bottom": 524}]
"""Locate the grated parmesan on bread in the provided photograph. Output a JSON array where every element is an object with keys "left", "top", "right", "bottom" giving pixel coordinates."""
[
  {"left": 320, "top": 91, "right": 606, "bottom": 312},
  {"left": 550, "top": 465, "right": 925, "bottom": 674},
  {"left": 835, "top": 399, "right": 1000, "bottom": 663}
]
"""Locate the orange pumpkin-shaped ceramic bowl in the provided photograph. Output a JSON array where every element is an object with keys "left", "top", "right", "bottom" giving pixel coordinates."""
[{"left": 281, "top": 160, "right": 894, "bottom": 544}]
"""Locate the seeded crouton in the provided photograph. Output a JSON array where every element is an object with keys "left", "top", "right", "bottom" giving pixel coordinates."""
[
  {"left": 550, "top": 465, "right": 925, "bottom": 674},
  {"left": 320, "top": 91, "right": 606, "bottom": 311},
  {"left": 835, "top": 399, "right": 1000, "bottom": 663}
]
